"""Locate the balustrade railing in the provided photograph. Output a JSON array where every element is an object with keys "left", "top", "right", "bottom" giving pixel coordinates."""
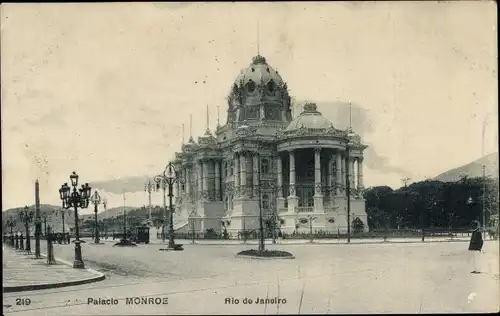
[{"left": 297, "top": 206, "right": 313, "bottom": 213}]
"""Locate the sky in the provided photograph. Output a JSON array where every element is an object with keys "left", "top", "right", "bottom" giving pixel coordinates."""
[{"left": 1, "top": 2, "right": 498, "bottom": 212}]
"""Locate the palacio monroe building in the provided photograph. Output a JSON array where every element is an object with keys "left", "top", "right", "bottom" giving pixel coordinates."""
[{"left": 170, "top": 54, "right": 368, "bottom": 235}]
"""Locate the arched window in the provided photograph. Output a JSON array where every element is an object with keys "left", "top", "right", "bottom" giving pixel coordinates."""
[
  {"left": 267, "top": 80, "right": 276, "bottom": 93},
  {"left": 261, "top": 158, "right": 270, "bottom": 174},
  {"left": 247, "top": 80, "right": 256, "bottom": 93},
  {"left": 262, "top": 194, "right": 270, "bottom": 209}
]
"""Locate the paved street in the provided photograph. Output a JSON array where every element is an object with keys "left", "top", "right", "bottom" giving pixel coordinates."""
[{"left": 3, "top": 240, "right": 499, "bottom": 315}]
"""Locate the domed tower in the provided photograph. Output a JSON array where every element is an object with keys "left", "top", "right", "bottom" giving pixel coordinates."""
[{"left": 226, "top": 55, "right": 293, "bottom": 125}]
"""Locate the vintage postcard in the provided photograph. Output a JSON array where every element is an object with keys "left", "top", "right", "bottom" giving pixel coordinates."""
[{"left": 1, "top": 1, "right": 498, "bottom": 315}]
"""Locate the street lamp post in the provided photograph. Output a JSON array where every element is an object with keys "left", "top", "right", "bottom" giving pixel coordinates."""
[
  {"left": 42, "top": 214, "right": 48, "bottom": 237},
  {"left": 20, "top": 206, "right": 34, "bottom": 253},
  {"left": 90, "top": 191, "right": 101, "bottom": 244},
  {"left": 102, "top": 198, "right": 108, "bottom": 238},
  {"left": 145, "top": 180, "right": 154, "bottom": 225},
  {"left": 7, "top": 217, "right": 16, "bottom": 247},
  {"left": 154, "top": 174, "right": 168, "bottom": 245},
  {"left": 123, "top": 207, "right": 127, "bottom": 241},
  {"left": 59, "top": 171, "right": 92, "bottom": 269},
  {"left": 308, "top": 215, "right": 318, "bottom": 243},
  {"left": 265, "top": 179, "right": 280, "bottom": 245},
  {"left": 190, "top": 218, "right": 195, "bottom": 244},
  {"left": 155, "top": 162, "right": 181, "bottom": 249},
  {"left": 481, "top": 165, "right": 487, "bottom": 238},
  {"left": 257, "top": 186, "right": 265, "bottom": 253},
  {"left": 53, "top": 209, "right": 70, "bottom": 244},
  {"left": 345, "top": 131, "right": 356, "bottom": 244}
]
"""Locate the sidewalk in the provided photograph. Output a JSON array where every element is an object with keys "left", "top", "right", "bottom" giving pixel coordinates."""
[
  {"left": 143, "top": 236, "right": 473, "bottom": 246},
  {"left": 2, "top": 246, "right": 105, "bottom": 293}
]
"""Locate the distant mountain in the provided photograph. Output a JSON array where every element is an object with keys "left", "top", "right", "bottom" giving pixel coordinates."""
[
  {"left": 434, "top": 152, "right": 499, "bottom": 182},
  {"left": 1, "top": 203, "right": 144, "bottom": 233},
  {"left": 97, "top": 206, "right": 137, "bottom": 219},
  {"left": 2, "top": 204, "right": 75, "bottom": 233}
]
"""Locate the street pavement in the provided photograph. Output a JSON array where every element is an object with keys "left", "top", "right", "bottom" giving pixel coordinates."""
[
  {"left": 2, "top": 239, "right": 499, "bottom": 315},
  {"left": 2, "top": 246, "right": 104, "bottom": 292}
]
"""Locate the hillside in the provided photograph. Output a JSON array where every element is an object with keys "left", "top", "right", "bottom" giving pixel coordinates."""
[
  {"left": 97, "top": 206, "right": 137, "bottom": 219},
  {"left": 434, "top": 152, "right": 499, "bottom": 182},
  {"left": 2, "top": 204, "right": 75, "bottom": 233}
]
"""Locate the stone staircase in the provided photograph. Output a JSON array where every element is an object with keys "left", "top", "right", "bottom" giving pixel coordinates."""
[{"left": 173, "top": 219, "right": 189, "bottom": 233}]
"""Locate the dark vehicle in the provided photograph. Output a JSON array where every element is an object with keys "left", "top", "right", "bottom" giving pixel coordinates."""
[{"left": 134, "top": 226, "right": 150, "bottom": 244}]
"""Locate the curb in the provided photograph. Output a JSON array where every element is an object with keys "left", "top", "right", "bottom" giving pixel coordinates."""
[
  {"left": 3, "top": 252, "right": 105, "bottom": 293},
  {"left": 235, "top": 254, "right": 296, "bottom": 260},
  {"left": 177, "top": 239, "right": 472, "bottom": 246}
]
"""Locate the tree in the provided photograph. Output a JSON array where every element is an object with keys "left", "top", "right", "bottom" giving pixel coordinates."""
[{"left": 364, "top": 186, "right": 393, "bottom": 229}]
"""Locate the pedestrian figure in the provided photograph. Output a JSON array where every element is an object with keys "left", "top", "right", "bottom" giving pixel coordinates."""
[{"left": 468, "top": 221, "right": 483, "bottom": 274}]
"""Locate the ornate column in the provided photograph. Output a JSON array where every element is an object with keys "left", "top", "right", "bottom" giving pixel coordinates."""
[
  {"left": 350, "top": 158, "right": 356, "bottom": 192},
  {"left": 327, "top": 154, "right": 333, "bottom": 197},
  {"left": 214, "top": 160, "right": 221, "bottom": 201},
  {"left": 234, "top": 152, "right": 240, "bottom": 197},
  {"left": 336, "top": 151, "right": 342, "bottom": 196},
  {"left": 185, "top": 167, "right": 191, "bottom": 200},
  {"left": 357, "top": 157, "right": 364, "bottom": 193},
  {"left": 240, "top": 152, "right": 247, "bottom": 198},
  {"left": 342, "top": 154, "right": 347, "bottom": 197},
  {"left": 203, "top": 160, "right": 209, "bottom": 200},
  {"left": 175, "top": 173, "right": 181, "bottom": 197},
  {"left": 252, "top": 153, "right": 259, "bottom": 198},
  {"left": 276, "top": 153, "right": 286, "bottom": 211},
  {"left": 289, "top": 150, "right": 296, "bottom": 196},
  {"left": 314, "top": 148, "right": 322, "bottom": 196},
  {"left": 175, "top": 167, "right": 181, "bottom": 214},
  {"left": 198, "top": 161, "right": 204, "bottom": 200},
  {"left": 287, "top": 150, "right": 298, "bottom": 212},
  {"left": 313, "top": 148, "right": 324, "bottom": 212}
]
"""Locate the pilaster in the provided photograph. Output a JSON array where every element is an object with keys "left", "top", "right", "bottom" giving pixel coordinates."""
[
  {"left": 202, "top": 160, "right": 209, "bottom": 200},
  {"left": 277, "top": 154, "right": 283, "bottom": 198},
  {"left": 357, "top": 157, "right": 364, "bottom": 193},
  {"left": 234, "top": 153, "right": 240, "bottom": 197},
  {"left": 287, "top": 150, "right": 298, "bottom": 213},
  {"left": 214, "top": 160, "right": 221, "bottom": 201},
  {"left": 314, "top": 148, "right": 324, "bottom": 213},
  {"left": 336, "top": 151, "right": 342, "bottom": 196},
  {"left": 239, "top": 152, "right": 247, "bottom": 198},
  {"left": 252, "top": 153, "right": 259, "bottom": 198}
]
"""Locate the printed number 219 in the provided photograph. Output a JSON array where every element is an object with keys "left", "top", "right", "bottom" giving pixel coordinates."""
[{"left": 16, "top": 298, "right": 31, "bottom": 305}]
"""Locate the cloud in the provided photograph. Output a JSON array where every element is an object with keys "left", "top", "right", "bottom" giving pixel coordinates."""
[
  {"left": 89, "top": 176, "right": 154, "bottom": 194},
  {"left": 295, "top": 100, "right": 410, "bottom": 176}
]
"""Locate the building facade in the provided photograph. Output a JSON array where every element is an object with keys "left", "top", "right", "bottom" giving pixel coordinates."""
[{"left": 171, "top": 55, "right": 368, "bottom": 235}]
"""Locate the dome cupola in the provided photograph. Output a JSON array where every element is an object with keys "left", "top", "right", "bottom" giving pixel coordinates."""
[
  {"left": 286, "top": 103, "right": 334, "bottom": 131},
  {"left": 226, "top": 55, "right": 293, "bottom": 125}
]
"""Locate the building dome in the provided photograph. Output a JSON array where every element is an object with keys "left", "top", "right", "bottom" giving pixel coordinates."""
[
  {"left": 225, "top": 54, "right": 293, "bottom": 125},
  {"left": 286, "top": 103, "right": 334, "bottom": 131},
  {"left": 234, "top": 55, "right": 284, "bottom": 87}
]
